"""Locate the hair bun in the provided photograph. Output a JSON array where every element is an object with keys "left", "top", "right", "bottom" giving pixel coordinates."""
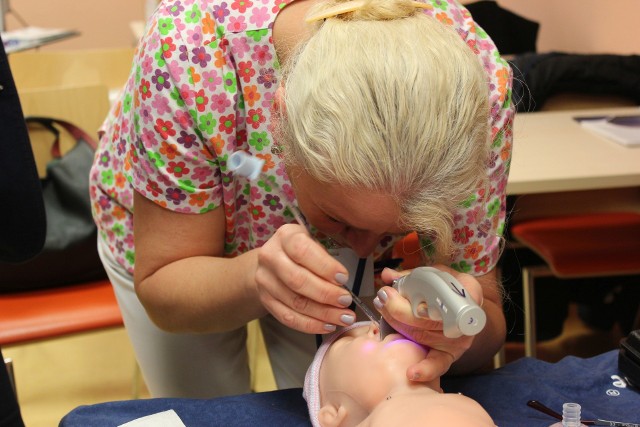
[{"left": 306, "top": 0, "right": 432, "bottom": 23}]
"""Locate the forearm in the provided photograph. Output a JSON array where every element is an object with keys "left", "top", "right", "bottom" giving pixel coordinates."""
[
  {"left": 448, "top": 269, "right": 506, "bottom": 375},
  {"left": 132, "top": 191, "right": 271, "bottom": 333},
  {"left": 136, "top": 249, "right": 268, "bottom": 333}
]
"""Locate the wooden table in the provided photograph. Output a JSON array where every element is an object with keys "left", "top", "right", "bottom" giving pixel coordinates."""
[{"left": 507, "top": 107, "right": 640, "bottom": 195}]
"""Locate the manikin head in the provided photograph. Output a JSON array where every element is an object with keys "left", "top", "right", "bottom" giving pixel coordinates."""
[{"left": 304, "top": 322, "right": 495, "bottom": 427}]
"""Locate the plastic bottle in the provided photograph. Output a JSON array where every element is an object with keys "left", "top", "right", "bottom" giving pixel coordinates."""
[
  {"left": 548, "top": 403, "right": 587, "bottom": 427},
  {"left": 228, "top": 151, "right": 308, "bottom": 228},
  {"left": 228, "top": 151, "right": 264, "bottom": 181}
]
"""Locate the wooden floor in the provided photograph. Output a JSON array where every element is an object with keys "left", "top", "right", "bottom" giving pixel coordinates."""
[{"left": 3, "top": 306, "right": 622, "bottom": 427}]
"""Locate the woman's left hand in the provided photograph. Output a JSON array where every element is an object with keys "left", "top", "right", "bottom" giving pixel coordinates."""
[{"left": 375, "top": 265, "right": 484, "bottom": 382}]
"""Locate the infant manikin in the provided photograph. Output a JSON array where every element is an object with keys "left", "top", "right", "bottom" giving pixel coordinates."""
[{"left": 304, "top": 322, "right": 496, "bottom": 427}]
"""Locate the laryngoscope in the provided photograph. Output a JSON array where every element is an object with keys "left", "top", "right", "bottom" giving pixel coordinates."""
[{"left": 380, "top": 267, "right": 486, "bottom": 339}]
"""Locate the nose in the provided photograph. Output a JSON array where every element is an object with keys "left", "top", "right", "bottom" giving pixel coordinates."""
[
  {"left": 345, "top": 231, "right": 381, "bottom": 258},
  {"left": 366, "top": 323, "right": 380, "bottom": 338}
]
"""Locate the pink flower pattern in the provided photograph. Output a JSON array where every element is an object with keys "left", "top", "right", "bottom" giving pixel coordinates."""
[{"left": 90, "top": 0, "right": 514, "bottom": 276}]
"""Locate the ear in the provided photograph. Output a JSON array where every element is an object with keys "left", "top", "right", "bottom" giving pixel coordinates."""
[
  {"left": 273, "top": 85, "right": 286, "bottom": 115},
  {"left": 318, "top": 404, "right": 348, "bottom": 427}
]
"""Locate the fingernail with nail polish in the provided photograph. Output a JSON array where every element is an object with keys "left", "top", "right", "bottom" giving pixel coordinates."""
[
  {"left": 338, "top": 294, "right": 353, "bottom": 307},
  {"left": 377, "top": 289, "right": 388, "bottom": 304},
  {"left": 324, "top": 324, "right": 337, "bottom": 332},
  {"left": 373, "top": 297, "right": 383, "bottom": 310},
  {"left": 340, "top": 314, "right": 355, "bottom": 325},
  {"left": 335, "top": 273, "right": 348, "bottom": 285},
  {"left": 417, "top": 305, "right": 429, "bottom": 318}
]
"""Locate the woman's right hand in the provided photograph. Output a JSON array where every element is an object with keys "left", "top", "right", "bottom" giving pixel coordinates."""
[{"left": 254, "top": 223, "right": 357, "bottom": 334}]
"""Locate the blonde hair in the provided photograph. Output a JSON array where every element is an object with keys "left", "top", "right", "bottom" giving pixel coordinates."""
[{"left": 275, "top": 0, "right": 490, "bottom": 257}]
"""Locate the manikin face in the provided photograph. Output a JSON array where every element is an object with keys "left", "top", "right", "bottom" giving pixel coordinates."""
[
  {"left": 318, "top": 324, "right": 495, "bottom": 427},
  {"left": 288, "top": 167, "right": 406, "bottom": 258},
  {"left": 319, "top": 324, "right": 432, "bottom": 421}
]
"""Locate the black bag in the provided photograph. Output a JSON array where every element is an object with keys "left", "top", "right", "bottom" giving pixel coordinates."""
[
  {"left": 619, "top": 329, "right": 640, "bottom": 389},
  {"left": 0, "top": 117, "right": 107, "bottom": 292}
]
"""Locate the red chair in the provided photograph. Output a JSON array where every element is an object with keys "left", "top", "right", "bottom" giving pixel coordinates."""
[
  {"left": 510, "top": 211, "right": 640, "bottom": 358},
  {"left": 391, "top": 231, "right": 424, "bottom": 270},
  {"left": 0, "top": 279, "right": 123, "bottom": 393}
]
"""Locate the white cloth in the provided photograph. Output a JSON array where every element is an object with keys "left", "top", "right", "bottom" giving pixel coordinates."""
[
  {"left": 118, "top": 410, "right": 186, "bottom": 427},
  {"left": 303, "top": 322, "right": 369, "bottom": 427}
]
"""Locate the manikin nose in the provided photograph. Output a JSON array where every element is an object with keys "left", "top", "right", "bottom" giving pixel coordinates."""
[{"left": 367, "top": 323, "right": 380, "bottom": 338}]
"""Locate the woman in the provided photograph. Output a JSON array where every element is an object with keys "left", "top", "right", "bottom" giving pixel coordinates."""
[{"left": 90, "top": 0, "right": 513, "bottom": 397}]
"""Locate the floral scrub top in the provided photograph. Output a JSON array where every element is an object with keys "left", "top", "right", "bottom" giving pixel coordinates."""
[{"left": 90, "top": 0, "right": 514, "bottom": 278}]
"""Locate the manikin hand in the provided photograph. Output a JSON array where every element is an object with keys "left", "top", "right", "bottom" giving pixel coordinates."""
[
  {"left": 254, "top": 223, "right": 355, "bottom": 334},
  {"left": 375, "top": 266, "right": 484, "bottom": 382}
]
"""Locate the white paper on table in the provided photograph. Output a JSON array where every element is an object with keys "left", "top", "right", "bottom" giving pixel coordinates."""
[
  {"left": 118, "top": 409, "right": 187, "bottom": 427},
  {"left": 577, "top": 114, "right": 640, "bottom": 147},
  {"left": 1, "top": 26, "right": 78, "bottom": 53}
]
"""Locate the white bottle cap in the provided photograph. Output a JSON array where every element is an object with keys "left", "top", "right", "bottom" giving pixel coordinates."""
[{"left": 228, "top": 151, "right": 265, "bottom": 181}]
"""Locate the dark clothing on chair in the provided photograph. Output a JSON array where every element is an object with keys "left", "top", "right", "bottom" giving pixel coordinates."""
[
  {"left": 0, "top": 35, "right": 43, "bottom": 427},
  {"left": 0, "top": 37, "right": 46, "bottom": 263},
  {"left": 509, "top": 52, "right": 640, "bottom": 112}
]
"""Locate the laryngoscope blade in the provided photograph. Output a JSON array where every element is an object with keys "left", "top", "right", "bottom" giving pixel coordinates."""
[{"left": 341, "top": 285, "right": 380, "bottom": 329}]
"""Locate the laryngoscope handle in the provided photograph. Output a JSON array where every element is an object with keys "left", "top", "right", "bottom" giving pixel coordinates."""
[{"left": 392, "top": 267, "right": 486, "bottom": 338}]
